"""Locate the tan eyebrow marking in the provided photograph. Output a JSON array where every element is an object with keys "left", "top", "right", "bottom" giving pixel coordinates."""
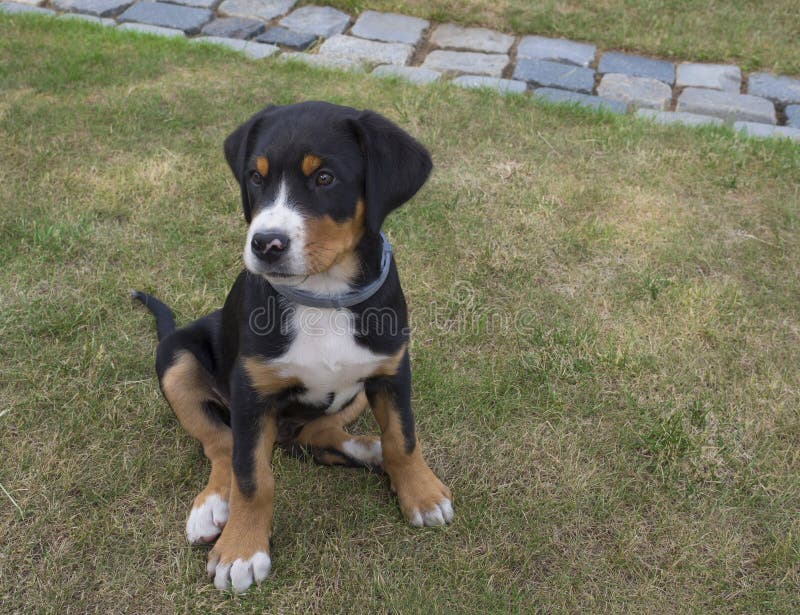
[
  {"left": 301, "top": 154, "right": 322, "bottom": 177},
  {"left": 256, "top": 156, "right": 268, "bottom": 177}
]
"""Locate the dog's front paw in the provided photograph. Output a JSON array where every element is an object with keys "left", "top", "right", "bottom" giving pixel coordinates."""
[
  {"left": 207, "top": 551, "right": 271, "bottom": 594},
  {"left": 207, "top": 527, "right": 271, "bottom": 593},
  {"left": 393, "top": 466, "right": 454, "bottom": 527},
  {"left": 186, "top": 492, "right": 229, "bottom": 545}
]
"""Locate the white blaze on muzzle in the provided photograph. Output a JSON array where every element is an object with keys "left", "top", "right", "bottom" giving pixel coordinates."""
[{"left": 243, "top": 178, "right": 307, "bottom": 275}]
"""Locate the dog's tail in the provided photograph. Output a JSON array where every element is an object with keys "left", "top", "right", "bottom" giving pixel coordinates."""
[{"left": 130, "top": 290, "right": 176, "bottom": 341}]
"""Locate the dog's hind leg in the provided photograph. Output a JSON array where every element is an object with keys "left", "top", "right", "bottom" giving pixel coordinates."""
[
  {"left": 292, "top": 392, "right": 383, "bottom": 469},
  {"left": 161, "top": 350, "right": 233, "bottom": 545}
]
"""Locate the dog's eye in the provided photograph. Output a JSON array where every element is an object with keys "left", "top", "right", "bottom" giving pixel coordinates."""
[
  {"left": 251, "top": 171, "right": 263, "bottom": 186},
  {"left": 316, "top": 172, "right": 334, "bottom": 187}
]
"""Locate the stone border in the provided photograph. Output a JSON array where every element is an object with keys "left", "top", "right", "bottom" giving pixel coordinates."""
[{"left": 2, "top": 0, "right": 800, "bottom": 141}]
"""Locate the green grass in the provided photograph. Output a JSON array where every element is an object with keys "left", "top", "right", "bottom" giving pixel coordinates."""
[
  {"left": 2, "top": 14, "right": 800, "bottom": 613},
  {"left": 307, "top": 0, "right": 800, "bottom": 75}
]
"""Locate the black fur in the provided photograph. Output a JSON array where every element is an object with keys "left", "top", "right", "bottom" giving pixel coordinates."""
[
  {"left": 130, "top": 290, "right": 175, "bottom": 341},
  {"left": 223, "top": 105, "right": 275, "bottom": 223},
  {"left": 348, "top": 110, "right": 433, "bottom": 234}
]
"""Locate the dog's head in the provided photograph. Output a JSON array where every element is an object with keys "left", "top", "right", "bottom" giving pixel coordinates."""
[{"left": 223, "top": 101, "right": 432, "bottom": 281}]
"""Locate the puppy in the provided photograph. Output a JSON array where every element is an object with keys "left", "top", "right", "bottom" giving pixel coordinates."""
[{"left": 133, "top": 101, "right": 453, "bottom": 594}]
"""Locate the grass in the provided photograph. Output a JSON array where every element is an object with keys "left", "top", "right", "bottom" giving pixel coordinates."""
[
  {"left": 306, "top": 0, "right": 800, "bottom": 75},
  {"left": 2, "top": 14, "right": 800, "bottom": 613}
]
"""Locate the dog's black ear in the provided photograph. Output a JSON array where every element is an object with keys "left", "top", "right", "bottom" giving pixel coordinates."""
[
  {"left": 223, "top": 106, "right": 275, "bottom": 223},
  {"left": 349, "top": 111, "right": 432, "bottom": 234}
]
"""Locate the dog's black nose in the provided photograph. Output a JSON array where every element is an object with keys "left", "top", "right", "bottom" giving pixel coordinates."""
[{"left": 251, "top": 231, "right": 290, "bottom": 262}]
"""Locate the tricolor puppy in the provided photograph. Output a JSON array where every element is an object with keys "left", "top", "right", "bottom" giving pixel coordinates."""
[{"left": 133, "top": 101, "right": 453, "bottom": 594}]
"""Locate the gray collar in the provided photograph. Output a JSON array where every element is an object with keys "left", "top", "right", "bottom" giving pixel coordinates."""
[{"left": 270, "top": 234, "right": 392, "bottom": 309}]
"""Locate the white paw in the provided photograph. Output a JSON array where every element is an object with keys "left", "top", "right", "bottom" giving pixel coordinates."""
[
  {"left": 186, "top": 494, "right": 228, "bottom": 545},
  {"left": 409, "top": 498, "right": 454, "bottom": 527},
  {"left": 341, "top": 438, "right": 383, "bottom": 466},
  {"left": 207, "top": 551, "right": 271, "bottom": 594}
]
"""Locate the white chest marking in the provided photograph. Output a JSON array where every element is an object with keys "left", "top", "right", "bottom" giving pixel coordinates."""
[{"left": 273, "top": 306, "right": 388, "bottom": 412}]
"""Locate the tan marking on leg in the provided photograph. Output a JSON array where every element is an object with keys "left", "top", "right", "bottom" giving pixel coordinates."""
[
  {"left": 210, "top": 415, "right": 277, "bottom": 564},
  {"left": 371, "top": 390, "right": 452, "bottom": 525},
  {"left": 304, "top": 200, "right": 365, "bottom": 274},
  {"left": 242, "top": 356, "right": 301, "bottom": 396},
  {"left": 301, "top": 154, "right": 322, "bottom": 177},
  {"left": 293, "top": 393, "right": 381, "bottom": 466},
  {"left": 312, "top": 449, "right": 351, "bottom": 465},
  {"left": 299, "top": 391, "right": 368, "bottom": 438},
  {"left": 162, "top": 351, "right": 233, "bottom": 514}
]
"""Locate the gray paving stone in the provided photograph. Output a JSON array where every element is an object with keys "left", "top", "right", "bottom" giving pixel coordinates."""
[
  {"left": 677, "top": 87, "right": 776, "bottom": 124},
  {"left": 351, "top": 10, "right": 428, "bottom": 45},
  {"left": 202, "top": 16, "right": 265, "bottom": 39},
  {"left": 218, "top": 0, "right": 293, "bottom": 21},
  {"left": 279, "top": 5, "right": 349, "bottom": 38},
  {"left": 371, "top": 64, "right": 441, "bottom": 84},
  {"left": 513, "top": 59, "right": 595, "bottom": 94},
  {"left": 60, "top": 12, "right": 115, "bottom": 24},
  {"left": 452, "top": 75, "right": 527, "bottom": 95},
  {"left": 532, "top": 87, "right": 627, "bottom": 114},
  {"left": 597, "top": 73, "right": 672, "bottom": 110},
  {"left": 193, "top": 34, "right": 246, "bottom": 49},
  {"left": 117, "top": 22, "right": 185, "bottom": 36},
  {"left": 421, "top": 50, "right": 508, "bottom": 77},
  {"left": 0, "top": 2, "right": 55, "bottom": 14},
  {"left": 238, "top": 41, "right": 279, "bottom": 58},
  {"left": 748, "top": 72, "right": 800, "bottom": 105},
  {"left": 318, "top": 34, "right": 412, "bottom": 66},
  {"left": 118, "top": 2, "right": 212, "bottom": 34},
  {"left": 517, "top": 35, "right": 595, "bottom": 67},
  {"left": 734, "top": 121, "right": 800, "bottom": 142},
  {"left": 168, "top": 0, "right": 217, "bottom": 9},
  {"left": 52, "top": 0, "right": 132, "bottom": 16},
  {"left": 429, "top": 23, "right": 513, "bottom": 53},
  {"left": 675, "top": 63, "right": 741, "bottom": 92},
  {"left": 192, "top": 36, "right": 279, "bottom": 58},
  {"left": 280, "top": 51, "right": 365, "bottom": 72},
  {"left": 255, "top": 26, "right": 316, "bottom": 49},
  {"left": 786, "top": 105, "right": 800, "bottom": 128},
  {"left": 598, "top": 51, "right": 674, "bottom": 85},
  {"left": 636, "top": 108, "right": 723, "bottom": 127}
]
